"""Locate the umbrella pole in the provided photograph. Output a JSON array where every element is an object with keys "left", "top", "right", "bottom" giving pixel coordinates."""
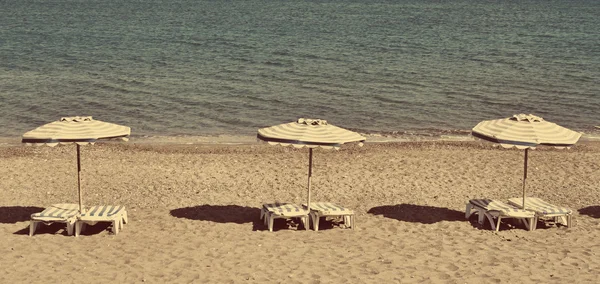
[
  {"left": 522, "top": 148, "right": 528, "bottom": 209},
  {"left": 77, "top": 144, "right": 83, "bottom": 213},
  {"left": 307, "top": 148, "right": 313, "bottom": 211}
]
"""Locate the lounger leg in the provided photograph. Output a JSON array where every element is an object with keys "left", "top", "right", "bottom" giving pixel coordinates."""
[
  {"left": 481, "top": 212, "right": 496, "bottom": 231},
  {"left": 263, "top": 212, "right": 269, "bottom": 226},
  {"left": 494, "top": 216, "right": 501, "bottom": 231},
  {"left": 522, "top": 218, "right": 531, "bottom": 231},
  {"left": 29, "top": 221, "right": 38, "bottom": 236},
  {"left": 66, "top": 220, "right": 75, "bottom": 236},
  {"left": 567, "top": 215, "right": 572, "bottom": 228},
  {"left": 268, "top": 215, "right": 274, "bottom": 232},
  {"left": 556, "top": 216, "right": 567, "bottom": 226},
  {"left": 75, "top": 222, "right": 82, "bottom": 237},
  {"left": 303, "top": 216, "right": 309, "bottom": 231},
  {"left": 477, "top": 208, "right": 485, "bottom": 225},
  {"left": 67, "top": 224, "right": 73, "bottom": 236},
  {"left": 118, "top": 216, "right": 124, "bottom": 230},
  {"left": 122, "top": 210, "right": 128, "bottom": 225},
  {"left": 113, "top": 219, "right": 119, "bottom": 235},
  {"left": 260, "top": 208, "right": 265, "bottom": 221},
  {"left": 465, "top": 203, "right": 473, "bottom": 219},
  {"left": 345, "top": 215, "right": 355, "bottom": 230}
]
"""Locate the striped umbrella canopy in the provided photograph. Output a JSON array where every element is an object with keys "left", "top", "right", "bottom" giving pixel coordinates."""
[
  {"left": 258, "top": 118, "right": 365, "bottom": 210},
  {"left": 472, "top": 114, "right": 581, "bottom": 209},
  {"left": 22, "top": 116, "right": 131, "bottom": 213}
]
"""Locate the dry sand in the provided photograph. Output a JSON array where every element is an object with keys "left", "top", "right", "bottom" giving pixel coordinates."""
[{"left": 1, "top": 140, "right": 599, "bottom": 283}]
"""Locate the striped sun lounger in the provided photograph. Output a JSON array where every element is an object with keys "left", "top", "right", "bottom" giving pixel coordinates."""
[
  {"left": 508, "top": 197, "right": 573, "bottom": 228},
  {"left": 75, "top": 205, "right": 128, "bottom": 237},
  {"left": 305, "top": 202, "right": 354, "bottom": 231},
  {"left": 260, "top": 203, "right": 309, "bottom": 232},
  {"left": 466, "top": 199, "right": 536, "bottom": 231},
  {"left": 30, "top": 203, "right": 79, "bottom": 236}
]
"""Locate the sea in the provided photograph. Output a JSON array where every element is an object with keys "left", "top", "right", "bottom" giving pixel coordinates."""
[{"left": 1, "top": 0, "right": 599, "bottom": 142}]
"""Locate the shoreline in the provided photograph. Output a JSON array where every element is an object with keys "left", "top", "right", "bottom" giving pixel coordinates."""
[{"left": 2, "top": 131, "right": 600, "bottom": 147}]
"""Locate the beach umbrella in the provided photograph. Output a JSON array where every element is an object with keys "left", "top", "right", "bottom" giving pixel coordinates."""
[
  {"left": 22, "top": 116, "right": 130, "bottom": 213},
  {"left": 257, "top": 118, "right": 365, "bottom": 210},
  {"left": 472, "top": 114, "right": 581, "bottom": 209}
]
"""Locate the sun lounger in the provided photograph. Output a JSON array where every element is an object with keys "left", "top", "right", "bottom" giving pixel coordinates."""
[
  {"left": 305, "top": 202, "right": 354, "bottom": 231},
  {"left": 75, "top": 205, "right": 128, "bottom": 237},
  {"left": 466, "top": 199, "right": 536, "bottom": 231},
  {"left": 508, "top": 197, "right": 572, "bottom": 228},
  {"left": 260, "top": 203, "right": 309, "bottom": 232},
  {"left": 30, "top": 203, "right": 78, "bottom": 236}
]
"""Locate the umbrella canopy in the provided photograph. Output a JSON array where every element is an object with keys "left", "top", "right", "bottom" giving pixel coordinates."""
[
  {"left": 22, "top": 116, "right": 130, "bottom": 146},
  {"left": 472, "top": 114, "right": 580, "bottom": 149},
  {"left": 258, "top": 118, "right": 365, "bottom": 210},
  {"left": 472, "top": 114, "right": 581, "bottom": 208},
  {"left": 258, "top": 118, "right": 365, "bottom": 149},
  {"left": 22, "top": 116, "right": 131, "bottom": 213}
]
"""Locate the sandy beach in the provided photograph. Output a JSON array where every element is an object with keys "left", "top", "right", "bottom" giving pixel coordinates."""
[{"left": 1, "top": 139, "right": 599, "bottom": 283}]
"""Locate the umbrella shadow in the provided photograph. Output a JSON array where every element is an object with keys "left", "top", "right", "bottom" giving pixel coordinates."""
[
  {"left": 170, "top": 205, "right": 265, "bottom": 231},
  {"left": 578, "top": 206, "right": 600, "bottom": 218},
  {"left": 0, "top": 206, "right": 44, "bottom": 224},
  {"left": 368, "top": 204, "right": 464, "bottom": 224}
]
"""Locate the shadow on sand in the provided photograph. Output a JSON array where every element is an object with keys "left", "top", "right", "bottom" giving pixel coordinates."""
[
  {"left": 578, "top": 206, "right": 600, "bottom": 218},
  {"left": 75, "top": 223, "right": 113, "bottom": 236},
  {"left": 266, "top": 218, "right": 310, "bottom": 232},
  {"left": 463, "top": 212, "right": 540, "bottom": 231},
  {"left": 368, "top": 204, "right": 464, "bottom": 224},
  {"left": 0, "top": 206, "right": 44, "bottom": 224},
  {"left": 170, "top": 205, "right": 266, "bottom": 231},
  {"left": 15, "top": 223, "right": 112, "bottom": 236},
  {"left": 13, "top": 222, "right": 73, "bottom": 236}
]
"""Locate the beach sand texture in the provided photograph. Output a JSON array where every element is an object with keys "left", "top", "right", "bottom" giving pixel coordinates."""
[{"left": 1, "top": 141, "right": 599, "bottom": 283}]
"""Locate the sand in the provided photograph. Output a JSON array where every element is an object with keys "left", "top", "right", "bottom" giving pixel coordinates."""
[{"left": 1, "top": 140, "right": 599, "bottom": 283}]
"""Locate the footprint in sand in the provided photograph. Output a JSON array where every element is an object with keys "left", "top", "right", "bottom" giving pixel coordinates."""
[{"left": 445, "top": 263, "right": 460, "bottom": 272}]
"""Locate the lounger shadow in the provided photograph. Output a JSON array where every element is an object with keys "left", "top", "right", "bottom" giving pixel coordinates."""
[{"left": 466, "top": 199, "right": 536, "bottom": 231}]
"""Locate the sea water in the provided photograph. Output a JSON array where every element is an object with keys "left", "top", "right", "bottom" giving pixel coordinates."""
[{"left": 1, "top": 0, "right": 599, "bottom": 139}]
